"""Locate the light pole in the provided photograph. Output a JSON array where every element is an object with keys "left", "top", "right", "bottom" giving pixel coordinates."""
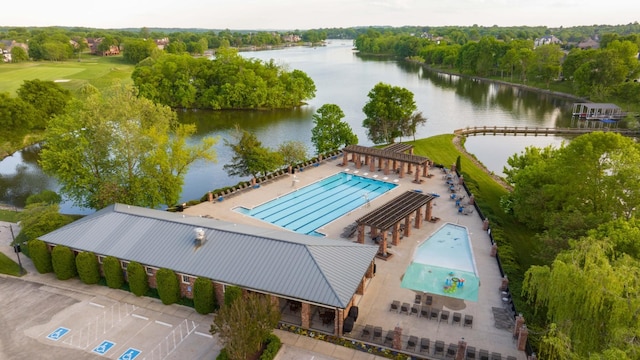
[{"left": 2, "top": 224, "right": 24, "bottom": 275}]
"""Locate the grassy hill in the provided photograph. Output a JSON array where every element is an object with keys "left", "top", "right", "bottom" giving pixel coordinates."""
[{"left": 0, "top": 55, "right": 134, "bottom": 95}]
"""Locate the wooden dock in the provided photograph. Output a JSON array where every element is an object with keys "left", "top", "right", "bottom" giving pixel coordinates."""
[{"left": 454, "top": 126, "right": 640, "bottom": 137}]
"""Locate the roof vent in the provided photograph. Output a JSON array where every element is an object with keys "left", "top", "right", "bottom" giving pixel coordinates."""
[{"left": 194, "top": 228, "right": 206, "bottom": 249}]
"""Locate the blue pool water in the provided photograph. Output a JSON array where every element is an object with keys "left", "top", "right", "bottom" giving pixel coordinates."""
[
  {"left": 401, "top": 223, "right": 480, "bottom": 301},
  {"left": 236, "top": 172, "right": 397, "bottom": 236}
]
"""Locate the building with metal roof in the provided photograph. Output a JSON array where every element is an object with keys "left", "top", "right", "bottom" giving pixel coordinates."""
[{"left": 38, "top": 203, "right": 379, "bottom": 335}]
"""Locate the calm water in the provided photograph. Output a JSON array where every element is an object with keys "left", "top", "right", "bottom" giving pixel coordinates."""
[
  {"left": 236, "top": 172, "right": 397, "bottom": 236},
  {"left": 0, "top": 41, "right": 573, "bottom": 214}
]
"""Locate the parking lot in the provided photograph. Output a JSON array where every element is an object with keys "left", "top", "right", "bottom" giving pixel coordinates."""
[{"left": 0, "top": 276, "right": 219, "bottom": 360}]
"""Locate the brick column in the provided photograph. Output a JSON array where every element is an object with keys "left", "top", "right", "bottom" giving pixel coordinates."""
[
  {"left": 415, "top": 208, "right": 423, "bottom": 229},
  {"left": 208, "top": 192, "right": 213, "bottom": 202},
  {"left": 407, "top": 163, "right": 413, "bottom": 174},
  {"left": 414, "top": 169, "right": 420, "bottom": 183},
  {"left": 369, "top": 157, "right": 376, "bottom": 172},
  {"left": 517, "top": 325, "right": 529, "bottom": 351},
  {"left": 380, "top": 232, "right": 388, "bottom": 256},
  {"left": 513, "top": 314, "right": 525, "bottom": 338},
  {"left": 392, "top": 326, "right": 402, "bottom": 350},
  {"left": 366, "top": 261, "right": 375, "bottom": 278},
  {"left": 301, "top": 302, "right": 310, "bottom": 329},
  {"left": 384, "top": 159, "right": 390, "bottom": 175},
  {"left": 213, "top": 282, "right": 225, "bottom": 308},
  {"left": 482, "top": 218, "right": 490, "bottom": 230},
  {"left": 399, "top": 163, "right": 405, "bottom": 178},
  {"left": 342, "top": 152, "right": 348, "bottom": 166},
  {"left": 490, "top": 243, "right": 498, "bottom": 257},
  {"left": 455, "top": 338, "right": 467, "bottom": 360},
  {"left": 500, "top": 276, "right": 509, "bottom": 291},
  {"left": 356, "top": 154, "right": 362, "bottom": 169},
  {"left": 336, "top": 309, "right": 344, "bottom": 336},
  {"left": 425, "top": 202, "right": 433, "bottom": 223},
  {"left": 392, "top": 224, "right": 400, "bottom": 246},
  {"left": 356, "top": 278, "right": 365, "bottom": 295},
  {"left": 469, "top": 195, "right": 475, "bottom": 205},
  {"left": 357, "top": 224, "right": 365, "bottom": 244},
  {"left": 404, "top": 216, "right": 411, "bottom": 237}
]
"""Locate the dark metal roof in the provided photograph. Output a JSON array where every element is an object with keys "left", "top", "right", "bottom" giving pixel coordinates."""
[
  {"left": 356, "top": 191, "right": 435, "bottom": 230},
  {"left": 382, "top": 143, "right": 413, "bottom": 153},
  {"left": 343, "top": 145, "right": 429, "bottom": 165},
  {"left": 39, "top": 204, "right": 378, "bottom": 308}
]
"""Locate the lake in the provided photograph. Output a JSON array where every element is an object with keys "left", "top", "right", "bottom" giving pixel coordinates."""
[{"left": 0, "top": 41, "right": 572, "bottom": 214}]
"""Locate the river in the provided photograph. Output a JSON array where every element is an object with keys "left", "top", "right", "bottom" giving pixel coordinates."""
[{"left": 0, "top": 41, "right": 572, "bottom": 214}]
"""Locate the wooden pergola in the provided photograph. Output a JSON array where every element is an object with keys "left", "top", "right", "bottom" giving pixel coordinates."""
[
  {"left": 341, "top": 144, "right": 432, "bottom": 183},
  {"left": 355, "top": 191, "right": 436, "bottom": 257}
]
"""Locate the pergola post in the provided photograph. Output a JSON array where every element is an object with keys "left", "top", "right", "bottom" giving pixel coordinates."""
[
  {"left": 392, "top": 224, "right": 400, "bottom": 246},
  {"left": 399, "top": 162, "right": 405, "bottom": 178},
  {"left": 404, "top": 215, "right": 411, "bottom": 237},
  {"left": 356, "top": 154, "right": 362, "bottom": 169},
  {"left": 342, "top": 151, "right": 348, "bottom": 166},
  {"left": 357, "top": 224, "right": 365, "bottom": 244},
  {"left": 425, "top": 202, "right": 433, "bottom": 223},
  {"left": 380, "top": 232, "right": 388, "bottom": 256},
  {"left": 414, "top": 168, "right": 420, "bottom": 183},
  {"left": 407, "top": 162, "right": 413, "bottom": 174},
  {"left": 301, "top": 303, "right": 311, "bottom": 329},
  {"left": 384, "top": 159, "right": 390, "bottom": 175},
  {"left": 369, "top": 157, "right": 376, "bottom": 172},
  {"left": 415, "top": 207, "right": 423, "bottom": 229},
  {"left": 423, "top": 163, "right": 429, "bottom": 177}
]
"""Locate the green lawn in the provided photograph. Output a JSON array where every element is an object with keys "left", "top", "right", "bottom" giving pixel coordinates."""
[
  {"left": 0, "top": 55, "right": 134, "bottom": 95},
  {"left": 0, "top": 252, "right": 22, "bottom": 276},
  {"left": 0, "top": 209, "right": 21, "bottom": 222}
]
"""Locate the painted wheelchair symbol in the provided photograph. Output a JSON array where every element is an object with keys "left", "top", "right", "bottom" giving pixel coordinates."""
[{"left": 46, "top": 327, "right": 70, "bottom": 341}]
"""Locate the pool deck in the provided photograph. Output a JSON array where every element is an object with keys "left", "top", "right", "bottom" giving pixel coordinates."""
[{"left": 184, "top": 157, "right": 525, "bottom": 360}]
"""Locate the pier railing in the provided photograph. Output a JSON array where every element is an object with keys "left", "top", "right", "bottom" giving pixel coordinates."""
[{"left": 454, "top": 126, "right": 640, "bottom": 137}]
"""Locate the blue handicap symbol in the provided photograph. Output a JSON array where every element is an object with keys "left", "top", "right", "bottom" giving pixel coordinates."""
[
  {"left": 92, "top": 340, "right": 115, "bottom": 355},
  {"left": 117, "top": 348, "right": 141, "bottom": 360},
  {"left": 46, "top": 327, "right": 70, "bottom": 341}
]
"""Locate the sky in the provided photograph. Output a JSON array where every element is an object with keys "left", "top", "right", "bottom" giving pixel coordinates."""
[{"left": 3, "top": 0, "right": 639, "bottom": 30}]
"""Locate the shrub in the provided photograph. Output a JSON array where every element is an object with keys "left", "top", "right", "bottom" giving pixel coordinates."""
[
  {"left": 259, "top": 334, "right": 282, "bottom": 360},
  {"left": 51, "top": 245, "right": 76, "bottom": 280},
  {"left": 103, "top": 256, "right": 124, "bottom": 289},
  {"left": 194, "top": 277, "right": 216, "bottom": 314},
  {"left": 127, "top": 261, "right": 148, "bottom": 296},
  {"left": 75, "top": 252, "right": 100, "bottom": 284},
  {"left": 216, "top": 348, "right": 230, "bottom": 360},
  {"left": 28, "top": 239, "right": 52, "bottom": 273},
  {"left": 156, "top": 268, "right": 180, "bottom": 305},
  {"left": 224, "top": 285, "right": 242, "bottom": 306}
]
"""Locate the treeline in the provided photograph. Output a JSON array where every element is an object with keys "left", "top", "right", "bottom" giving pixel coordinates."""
[
  {"left": 0, "top": 26, "right": 328, "bottom": 63},
  {"left": 354, "top": 29, "right": 640, "bottom": 105},
  {"left": 132, "top": 48, "right": 316, "bottom": 109}
]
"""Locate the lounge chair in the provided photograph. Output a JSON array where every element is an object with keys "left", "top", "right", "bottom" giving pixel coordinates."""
[
  {"left": 466, "top": 346, "right": 476, "bottom": 359},
  {"left": 415, "top": 294, "right": 422, "bottom": 304},
  {"left": 361, "top": 324, "right": 373, "bottom": 340},
  {"left": 420, "top": 338, "right": 430, "bottom": 354},
  {"left": 464, "top": 314, "right": 474, "bottom": 328},
  {"left": 400, "top": 302, "right": 410, "bottom": 315},
  {"left": 490, "top": 353, "right": 502, "bottom": 360},
  {"left": 506, "top": 357, "right": 517, "bottom": 360},
  {"left": 410, "top": 304, "right": 420, "bottom": 316},
  {"left": 426, "top": 295, "right": 433, "bottom": 305},
  {"left": 479, "top": 349, "right": 489, "bottom": 360},
  {"left": 430, "top": 308, "right": 439, "bottom": 321},
  {"left": 373, "top": 326, "right": 382, "bottom": 342},
  {"left": 440, "top": 310, "right": 450, "bottom": 324},
  {"left": 420, "top": 305, "right": 430, "bottom": 318},
  {"left": 389, "top": 300, "right": 400, "bottom": 312},
  {"left": 446, "top": 343, "right": 457, "bottom": 358},
  {"left": 384, "top": 330, "right": 394, "bottom": 346},
  {"left": 407, "top": 335, "right": 418, "bottom": 351},
  {"left": 434, "top": 340, "right": 445, "bottom": 356},
  {"left": 452, "top": 312, "right": 462, "bottom": 326}
]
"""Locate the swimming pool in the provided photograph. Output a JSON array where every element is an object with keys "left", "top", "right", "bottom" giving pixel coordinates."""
[
  {"left": 401, "top": 223, "right": 480, "bottom": 301},
  {"left": 236, "top": 172, "right": 397, "bottom": 236}
]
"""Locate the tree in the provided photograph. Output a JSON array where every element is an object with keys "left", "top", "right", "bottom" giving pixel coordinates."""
[
  {"left": 210, "top": 293, "right": 281, "bottom": 360},
  {"left": 127, "top": 261, "right": 148, "bottom": 296},
  {"left": 123, "top": 39, "right": 158, "bottom": 64},
  {"left": 156, "top": 268, "right": 180, "bottom": 305},
  {"left": 16, "top": 79, "right": 71, "bottom": 129},
  {"left": 523, "top": 228, "right": 640, "bottom": 358},
  {"left": 277, "top": 140, "right": 308, "bottom": 168},
  {"left": 10, "top": 46, "right": 28, "bottom": 62},
  {"left": 39, "top": 86, "right": 217, "bottom": 210},
  {"left": 193, "top": 277, "right": 216, "bottom": 314},
  {"left": 223, "top": 126, "right": 282, "bottom": 180},
  {"left": 51, "top": 245, "right": 77, "bottom": 280},
  {"left": 103, "top": 256, "right": 124, "bottom": 289},
  {"left": 75, "top": 251, "right": 101, "bottom": 285},
  {"left": 310, "top": 104, "right": 358, "bottom": 154},
  {"left": 362, "top": 82, "right": 418, "bottom": 144},
  {"left": 16, "top": 203, "right": 74, "bottom": 245},
  {"left": 25, "top": 190, "right": 62, "bottom": 206},
  {"left": 531, "top": 44, "right": 563, "bottom": 88},
  {"left": 28, "top": 239, "right": 53, "bottom": 274}
]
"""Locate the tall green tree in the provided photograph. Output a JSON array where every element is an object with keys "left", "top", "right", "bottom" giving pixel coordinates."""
[
  {"left": 16, "top": 79, "right": 71, "bottom": 129},
  {"left": 123, "top": 39, "right": 158, "bottom": 64},
  {"left": 10, "top": 46, "right": 28, "bottom": 62},
  {"left": 310, "top": 104, "right": 358, "bottom": 154},
  {"left": 531, "top": 44, "right": 563, "bottom": 88},
  {"left": 362, "top": 82, "right": 418, "bottom": 144},
  {"left": 39, "top": 86, "right": 217, "bottom": 210},
  {"left": 210, "top": 293, "right": 281, "bottom": 360},
  {"left": 16, "top": 203, "right": 74, "bottom": 245},
  {"left": 223, "top": 126, "right": 282, "bottom": 180},
  {"left": 277, "top": 140, "right": 308, "bottom": 168}
]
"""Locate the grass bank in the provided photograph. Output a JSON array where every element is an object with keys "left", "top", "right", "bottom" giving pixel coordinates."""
[
  {"left": 0, "top": 251, "right": 21, "bottom": 276},
  {"left": 0, "top": 55, "right": 134, "bottom": 95}
]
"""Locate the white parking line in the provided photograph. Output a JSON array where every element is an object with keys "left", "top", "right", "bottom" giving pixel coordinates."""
[
  {"left": 89, "top": 302, "right": 105, "bottom": 308},
  {"left": 131, "top": 314, "right": 149, "bottom": 320},
  {"left": 195, "top": 331, "right": 213, "bottom": 338},
  {"left": 155, "top": 320, "right": 173, "bottom": 327}
]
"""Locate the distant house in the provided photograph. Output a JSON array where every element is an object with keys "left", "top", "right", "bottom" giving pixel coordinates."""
[
  {"left": 578, "top": 37, "right": 600, "bottom": 50},
  {"left": 282, "top": 34, "right": 301, "bottom": 43},
  {"left": 1, "top": 40, "right": 28, "bottom": 62},
  {"left": 155, "top": 37, "right": 169, "bottom": 50},
  {"left": 534, "top": 35, "right": 562, "bottom": 47},
  {"left": 87, "top": 37, "right": 120, "bottom": 56}
]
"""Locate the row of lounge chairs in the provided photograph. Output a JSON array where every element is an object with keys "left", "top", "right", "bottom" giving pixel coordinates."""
[{"left": 389, "top": 300, "right": 474, "bottom": 327}]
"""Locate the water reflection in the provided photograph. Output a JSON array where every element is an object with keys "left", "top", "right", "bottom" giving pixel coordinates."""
[{"left": 0, "top": 145, "right": 52, "bottom": 208}]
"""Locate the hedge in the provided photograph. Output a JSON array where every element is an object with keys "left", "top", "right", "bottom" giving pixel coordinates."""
[
  {"left": 194, "top": 277, "right": 216, "bottom": 314},
  {"left": 156, "top": 268, "right": 180, "bottom": 305},
  {"left": 51, "top": 245, "right": 77, "bottom": 280},
  {"left": 103, "top": 256, "right": 124, "bottom": 289},
  {"left": 259, "top": 334, "right": 282, "bottom": 360},
  {"left": 76, "top": 251, "right": 100, "bottom": 284},
  {"left": 28, "top": 239, "right": 52, "bottom": 273},
  {"left": 224, "top": 285, "right": 243, "bottom": 306},
  {"left": 127, "top": 261, "right": 148, "bottom": 297}
]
